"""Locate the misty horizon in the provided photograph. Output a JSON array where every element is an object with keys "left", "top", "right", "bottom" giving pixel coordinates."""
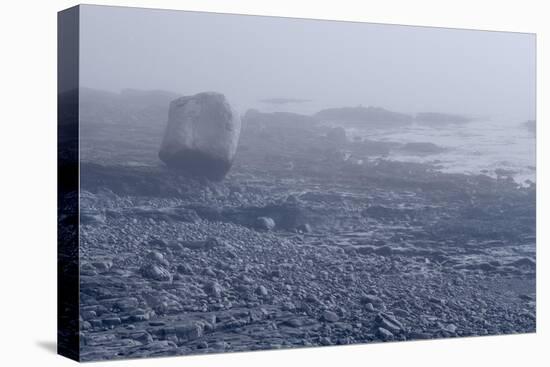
[{"left": 79, "top": 5, "right": 536, "bottom": 121}]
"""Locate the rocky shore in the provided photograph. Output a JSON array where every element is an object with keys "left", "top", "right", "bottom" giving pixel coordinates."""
[{"left": 76, "top": 97, "right": 535, "bottom": 361}]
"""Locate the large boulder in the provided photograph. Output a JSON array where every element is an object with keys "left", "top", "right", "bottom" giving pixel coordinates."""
[{"left": 159, "top": 92, "right": 241, "bottom": 180}]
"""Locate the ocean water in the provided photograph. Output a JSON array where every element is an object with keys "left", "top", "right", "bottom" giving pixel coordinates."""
[
  {"left": 348, "top": 119, "right": 536, "bottom": 185},
  {"left": 247, "top": 100, "right": 535, "bottom": 185}
]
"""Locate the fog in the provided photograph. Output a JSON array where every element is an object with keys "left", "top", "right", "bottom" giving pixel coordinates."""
[{"left": 80, "top": 5, "right": 535, "bottom": 120}]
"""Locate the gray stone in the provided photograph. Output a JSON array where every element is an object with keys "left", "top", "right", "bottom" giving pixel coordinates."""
[
  {"left": 146, "top": 251, "right": 169, "bottom": 266},
  {"left": 255, "top": 217, "right": 276, "bottom": 231},
  {"left": 361, "top": 294, "right": 383, "bottom": 306},
  {"left": 442, "top": 323, "right": 458, "bottom": 333},
  {"left": 80, "top": 209, "right": 106, "bottom": 225},
  {"left": 175, "top": 322, "right": 204, "bottom": 341},
  {"left": 159, "top": 92, "right": 241, "bottom": 181},
  {"left": 204, "top": 281, "right": 223, "bottom": 298},
  {"left": 102, "top": 317, "right": 121, "bottom": 327},
  {"left": 130, "top": 331, "right": 153, "bottom": 344},
  {"left": 255, "top": 285, "right": 269, "bottom": 296},
  {"left": 139, "top": 263, "right": 172, "bottom": 282},
  {"left": 177, "top": 264, "right": 194, "bottom": 275},
  {"left": 364, "top": 303, "right": 376, "bottom": 312},
  {"left": 322, "top": 310, "right": 339, "bottom": 323},
  {"left": 296, "top": 223, "right": 312, "bottom": 233},
  {"left": 377, "top": 327, "right": 394, "bottom": 340}
]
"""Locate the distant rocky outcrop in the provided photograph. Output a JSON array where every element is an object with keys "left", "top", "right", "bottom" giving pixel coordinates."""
[
  {"left": 259, "top": 98, "right": 311, "bottom": 105},
  {"left": 314, "top": 106, "right": 413, "bottom": 127},
  {"left": 159, "top": 92, "right": 241, "bottom": 181},
  {"left": 243, "top": 109, "right": 318, "bottom": 126},
  {"left": 80, "top": 87, "right": 181, "bottom": 126},
  {"left": 415, "top": 112, "right": 472, "bottom": 125},
  {"left": 399, "top": 142, "right": 446, "bottom": 155}
]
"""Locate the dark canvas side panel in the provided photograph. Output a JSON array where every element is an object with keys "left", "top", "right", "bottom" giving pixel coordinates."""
[{"left": 57, "top": 5, "right": 80, "bottom": 362}]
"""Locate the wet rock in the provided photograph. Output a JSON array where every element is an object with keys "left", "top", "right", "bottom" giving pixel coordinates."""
[
  {"left": 377, "top": 327, "right": 394, "bottom": 340},
  {"left": 181, "top": 237, "right": 226, "bottom": 250},
  {"left": 139, "top": 263, "right": 172, "bottom": 282},
  {"left": 203, "top": 267, "right": 216, "bottom": 277},
  {"left": 255, "top": 285, "right": 269, "bottom": 297},
  {"left": 255, "top": 216, "right": 276, "bottom": 231},
  {"left": 212, "top": 341, "right": 230, "bottom": 350},
  {"left": 361, "top": 294, "right": 384, "bottom": 306},
  {"left": 296, "top": 223, "right": 312, "bottom": 233},
  {"left": 129, "top": 207, "right": 200, "bottom": 223},
  {"left": 91, "top": 260, "right": 113, "bottom": 272},
  {"left": 129, "top": 310, "right": 152, "bottom": 322},
  {"left": 409, "top": 331, "right": 432, "bottom": 340},
  {"left": 82, "top": 310, "right": 97, "bottom": 320},
  {"left": 322, "top": 310, "right": 339, "bottom": 323},
  {"left": 519, "top": 294, "right": 535, "bottom": 301},
  {"left": 80, "top": 209, "right": 106, "bottom": 225},
  {"left": 125, "top": 331, "right": 153, "bottom": 344},
  {"left": 175, "top": 322, "right": 204, "bottom": 341},
  {"left": 441, "top": 323, "right": 458, "bottom": 333},
  {"left": 509, "top": 258, "right": 536, "bottom": 269},
  {"left": 283, "top": 318, "right": 309, "bottom": 328},
  {"left": 204, "top": 281, "right": 223, "bottom": 298},
  {"left": 111, "top": 297, "right": 139, "bottom": 312},
  {"left": 364, "top": 303, "right": 376, "bottom": 312},
  {"left": 102, "top": 317, "right": 121, "bottom": 328},
  {"left": 146, "top": 251, "right": 169, "bottom": 266},
  {"left": 159, "top": 92, "right": 241, "bottom": 180},
  {"left": 176, "top": 264, "right": 194, "bottom": 275},
  {"left": 376, "top": 313, "right": 402, "bottom": 333}
]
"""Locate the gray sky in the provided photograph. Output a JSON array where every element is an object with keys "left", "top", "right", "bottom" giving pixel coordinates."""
[{"left": 80, "top": 5, "right": 535, "bottom": 120}]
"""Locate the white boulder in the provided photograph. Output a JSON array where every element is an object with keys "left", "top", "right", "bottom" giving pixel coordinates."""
[{"left": 159, "top": 92, "right": 241, "bottom": 180}]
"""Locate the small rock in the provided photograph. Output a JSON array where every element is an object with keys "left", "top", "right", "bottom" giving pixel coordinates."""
[
  {"left": 102, "top": 317, "right": 121, "bottom": 328},
  {"left": 203, "top": 267, "right": 216, "bottom": 277},
  {"left": 197, "top": 341, "right": 209, "bottom": 349},
  {"left": 131, "top": 331, "right": 153, "bottom": 344},
  {"left": 177, "top": 264, "right": 194, "bottom": 275},
  {"left": 255, "top": 285, "right": 269, "bottom": 296},
  {"left": 322, "top": 310, "right": 339, "bottom": 323},
  {"left": 204, "top": 281, "right": 223, "bottom": 298},
  {"left": 296, "top": 223, "right": 312, "bottom": 233},
  {"left": 80, "top": 209, "right": 106, "bottom": 225},
  {"left": 377, "top": 327, "right": 394, "bottom": 340},
  {"left": 91, "top": 260, "right": 113, "bottom": 272},
  {"left": 519, "top": 294, "right": 535, "bottom": 301},
  {"left": 361, "top": 294, "right": 383, "bottom": 306},
  {"left": 255, "top": 217, "right": 276, "bottom": 231},
  {"left": 364, "top": 303, "right": 376, "bottom": 312},
  {"left": 139, "top": 263, "right": 172, "bottom": 282},
  {"left": 205, "top": 237, "right": 225, "bottom": 249},
  {"left": 442, "top": 323, "right": 457, "bottom": 333},
  {"left": 81, "top": 310, "right": 97, "bottom": 320},
  {"left": 510, "top": 257, "right": 536, "bottom": 268},
  {"left": 212, "top": 341, "right": 229, "bottom": 350},
  {"left": 175, "top": 322, "right": 204, "bottom": 341},
  {"left": 146, "top": 251, "right": 169, "bottom": 266}
]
